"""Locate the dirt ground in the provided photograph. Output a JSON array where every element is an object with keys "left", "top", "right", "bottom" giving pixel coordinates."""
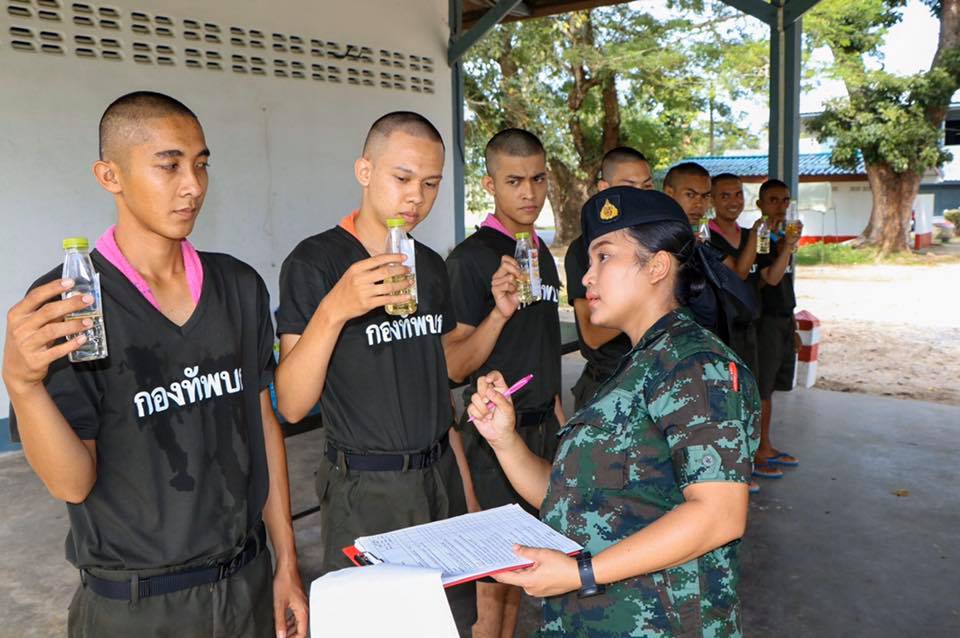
[{"left": 795, "top": 263, "right": 960, "bottom": 406}]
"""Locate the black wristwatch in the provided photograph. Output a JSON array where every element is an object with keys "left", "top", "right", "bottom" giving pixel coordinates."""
[{"left": 577, "top": 551, "right": 605, "bottom": 598}]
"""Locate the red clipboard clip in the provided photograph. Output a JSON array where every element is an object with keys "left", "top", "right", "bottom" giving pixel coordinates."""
[{"left": 343, "top": 545, "right": 372, "bottom": 566}]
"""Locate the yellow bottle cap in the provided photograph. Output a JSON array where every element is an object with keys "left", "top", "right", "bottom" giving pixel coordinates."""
[
  {"left": 386, "top": 218, "right": 406, "bottom": 229},
  {"left": 515, "top": 232, "right": 531, "bottom": 240},
  {"left": 62, "top": 237, "right": 89, "bottom": 250}
]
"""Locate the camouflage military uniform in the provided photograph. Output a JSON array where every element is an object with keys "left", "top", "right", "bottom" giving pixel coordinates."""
[{"left": 538, "top": 308, "right": 760, "bottom": 637}]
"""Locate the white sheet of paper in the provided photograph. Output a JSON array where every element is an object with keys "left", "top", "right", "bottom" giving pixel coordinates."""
[
  {"left": 309, "top": 563, "right": 458, "bottom": 638},
  {"left": 354, "top": 503, "right": 583, "bottom": 586}
]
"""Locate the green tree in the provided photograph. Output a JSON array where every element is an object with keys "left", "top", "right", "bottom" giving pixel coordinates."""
[
  {"left": 463, "top": 4, "right": 764, "bottom": 249},
  {"left": 805, "top": 0, "right": 960, "bottom": 254}
]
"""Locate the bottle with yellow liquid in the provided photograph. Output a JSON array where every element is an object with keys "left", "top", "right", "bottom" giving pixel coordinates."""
[
  {"left": 514, "top": 232, "right": 541, "bottom": 305},
  {"left": 384, "top": 218, "right": 417, "bottom": 317},
  {"left": 785, "top": 202, "right": 802, "bottom": 237},
  {"left": 757, "top": 216, "right": 771, "bottom": 254}
]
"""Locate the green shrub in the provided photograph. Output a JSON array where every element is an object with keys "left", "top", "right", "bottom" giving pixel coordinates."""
[{"left": 944, "top": 209, "right": 960, "bottom": 227}]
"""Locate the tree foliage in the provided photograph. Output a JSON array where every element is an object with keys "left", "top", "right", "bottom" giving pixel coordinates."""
[
  {"left": 462, "top": 3, "right": 766, "bottom": 246},
  {"left": 804, "top": 0, "right": 960, "bottom": 253}
]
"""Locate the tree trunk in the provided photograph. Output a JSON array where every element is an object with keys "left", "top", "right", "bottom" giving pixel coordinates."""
[
  {"left": 548, "top": 159, "right": 594, "bottom": 250},
  {"left": 863, "top": 163, "right": 921, "bottom": 254}
]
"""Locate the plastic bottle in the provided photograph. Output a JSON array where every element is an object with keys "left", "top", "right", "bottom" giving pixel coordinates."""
[
  {"left": 696, "top": 209, "right": 712, "bottom": 242},
  {"left": 757, "top": 216, "right": 771, "bottom": 254},
  {"left": 514, "top": 232, "right": 541, "bottom": 305},
  {"left": 61, "top": 237, "right": 108, "bottom": 362},
  {"left": 384, "top": 218, "right": 418, "bottom": 317}
]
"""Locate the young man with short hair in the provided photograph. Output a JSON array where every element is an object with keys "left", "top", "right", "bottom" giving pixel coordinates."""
[
  {"left": 274, "top": 111, "right": 477, "bottom": 634},
  {"left": 752, "top": 179, "right": 803, "bottom": 480},
  {"left": 663, "top": 161, "right": 712, "bottom": 226},
  {"left": 3, "top": 91, "right": 307, "bottom": 638},
  {"left": 709, "top": 173, "right": 762, "bottom": 372},
  {"left": 444, "top": 128, "right": 563, "bottom": 638},
  {"left": 564, "top": 146, "right": 653, "bottom": 410}
]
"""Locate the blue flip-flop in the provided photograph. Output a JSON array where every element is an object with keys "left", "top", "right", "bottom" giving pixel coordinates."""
[
  {"left": 766, "top": 452, "right": 799, "bottom": 467},
  {"left": 752, "top": 462, "right": 784, "bottom": 479}
]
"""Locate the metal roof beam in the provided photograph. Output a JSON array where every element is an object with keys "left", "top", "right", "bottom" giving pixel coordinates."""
[
  {"left": 448, "top": 0, "right": 525, "bottom": 65},
  {"left": 720, "top": 0, "right": 776, "bottom": 25},
  {"left": 784, "top": 0, "right": 822, "bottom": 25}
]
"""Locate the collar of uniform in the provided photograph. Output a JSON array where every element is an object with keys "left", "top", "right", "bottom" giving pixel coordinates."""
[
  {"left": 339, "top": 210, "right": 361, "bottom": 240},
  {"left": 633, "top": 307, "right": 692, "bottom": 352},
  {"left": 95, "top": 224, "right": 203, "bottom": 312},
  {"left": 480, "top": 213, "right": 542, "bottom": 248}
]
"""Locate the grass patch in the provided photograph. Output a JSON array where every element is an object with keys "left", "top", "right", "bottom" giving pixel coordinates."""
[
  {"left": 796, "top": 242, "right": 960, "bottom": 266},
  {"left": 795, "top": 243, "right": 880, "bottom": 266}
]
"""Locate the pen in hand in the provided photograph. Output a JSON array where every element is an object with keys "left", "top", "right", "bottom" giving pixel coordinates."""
[{"left": 468, "top": 374, "right": 533, "bottom": 423}]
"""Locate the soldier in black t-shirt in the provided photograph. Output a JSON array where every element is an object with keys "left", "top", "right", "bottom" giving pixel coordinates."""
[
  {"left": 2, "top": 92, "right": 306, "bottom": 637},
  {"left": 752, "top": 179, "right": 803, "bottom": 480},
  {"left": 708, "top": 173, "right": 762, "bottom": 375},
  {"left": 444, "top": 129, "right": 563, "bottom": 638},
  {"left": 275, "top": 112, "right": 480, "bottom": 635},
  {"left": 564, "top": 147, "right": 653, "bottom": 411},
  {"left": 663, "top": 161, "right": 713, "bottom": 228}
]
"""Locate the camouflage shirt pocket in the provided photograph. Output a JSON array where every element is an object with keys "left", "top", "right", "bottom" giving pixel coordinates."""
[{"left": 557, "top": 423, "right": 629, "bottom": 491}]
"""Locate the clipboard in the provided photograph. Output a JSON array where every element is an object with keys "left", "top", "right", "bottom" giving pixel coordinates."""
[
  {"left": 343, "top": 544, "right": 580, "bottom": 588},
  {"left": 339, "top": 504, "right": 583, "bottom": 588}
]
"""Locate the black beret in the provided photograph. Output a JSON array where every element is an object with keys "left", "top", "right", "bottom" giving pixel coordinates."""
[{"left": 581, "top": 186, "right": 688, "bottom": 246}]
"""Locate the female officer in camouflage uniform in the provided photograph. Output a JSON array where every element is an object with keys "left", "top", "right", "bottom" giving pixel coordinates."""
[{"left": 467, "top": 187, "right": 760, "bottom": 637}]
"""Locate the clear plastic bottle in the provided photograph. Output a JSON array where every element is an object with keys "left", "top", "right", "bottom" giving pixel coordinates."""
[
  {"left": 61, "top": 237, "right": 108, "bottom": 362},
  {"left": 384, "top": 218, "right": 418, "bottom": 317},
  {"left": 785, "top": 202, "right": 802, "bottom": 237},
  {"left": 696, "top": 208, "right": 712, "bottom": 242},
  {"left": 757, "top": 216, "right": 771, "bottom": 254},
  {"left": 514, "top": 232, "right": 541, "bottom": 305}
]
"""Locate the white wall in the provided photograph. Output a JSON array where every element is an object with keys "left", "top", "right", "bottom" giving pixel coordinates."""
[
  {"left": 0, "top": 0, "right": 453, "bottom": 412},
  {"left": 829, "top": 182, "right": 873, "bottom": 237}
]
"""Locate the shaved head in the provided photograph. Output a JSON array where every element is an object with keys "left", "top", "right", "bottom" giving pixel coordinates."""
[
  {"left": 600, "top": 146, "right": 648, "bottom": 181},
  {"left": 664, "top": 162, "right": 710, "bottom": 189},
  {"left": 98, "top": 91, "right": 199, "bottom": 163},
  {"left": 362, "top": 111, "right": 444, "bottom": 158},
  {"left": 484, "top": 128, "right": 545, "bottom": 176},
  {"left": 711, "top": 172, "right": 741, "bottom": 187}
]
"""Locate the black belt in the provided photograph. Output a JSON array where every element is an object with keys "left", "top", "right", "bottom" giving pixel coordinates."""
[
  {"left": 325, "top": 432, "right": 449, "bottom": 472},
  {"left": 80, "top": 523, "right": 265, "bottom": 602},
  {"left": 517, "top": 408, "right": 551, "bottom": 428}
]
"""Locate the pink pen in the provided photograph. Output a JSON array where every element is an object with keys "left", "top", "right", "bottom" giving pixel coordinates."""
[{"left": 468, "top": 374, "right": 534, "bottom": 422}]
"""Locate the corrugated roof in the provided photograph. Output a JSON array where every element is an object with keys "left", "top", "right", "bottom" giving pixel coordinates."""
[{"left": 677, "top": 152, "right": 865, "bottom": 178}]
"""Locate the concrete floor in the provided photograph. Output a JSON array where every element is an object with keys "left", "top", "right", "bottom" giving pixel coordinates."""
[{"left": 1, "top": 356, "right": 958, "bottom": 637}]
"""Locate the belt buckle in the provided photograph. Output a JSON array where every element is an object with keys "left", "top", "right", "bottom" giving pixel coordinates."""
[
  {"left": 218, "top": 553, "right": 245, "bottom": 580},
  {"left": 426, "top": 439, "right": 443, "bottom": 466}
]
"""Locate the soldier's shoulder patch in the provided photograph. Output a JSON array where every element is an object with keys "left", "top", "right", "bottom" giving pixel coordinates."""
[{"left": 686, "top": 444, "right": 723, "bottom": 481}]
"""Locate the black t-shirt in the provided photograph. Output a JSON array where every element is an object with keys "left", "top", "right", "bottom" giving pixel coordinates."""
[
  {"left": 11, "top": 251, "right": 275, "bottom": 571},
  {"left": 754, "top": 233, "right": 796, "bottom": 315},
  {"left": 445, "top": 227, "right": 561, "bottom": 412},
  {"left": 563, "top": 235, "right": 632, "bottom": 378},
  {"left": 276, "top": 225, "right": 455, "bottom": 452},
  {"left": 709, "top": 226, "right": 762, "bottom": 324}
]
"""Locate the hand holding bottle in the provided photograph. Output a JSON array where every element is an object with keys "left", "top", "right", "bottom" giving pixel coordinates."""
[
  {"left": 491, "top": 255, "right": 521, "bottom": 320},
  {"left": 2, "top": 279, "right": 94, "bottom": 396},
  {"left": 321, "top": 254, "right": 411, "bottom": 323}
]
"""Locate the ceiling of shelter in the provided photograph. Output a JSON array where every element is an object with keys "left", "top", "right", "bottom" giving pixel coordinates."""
[{"left": 462, "top": 1, "right": 630, "bottom": 28}]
